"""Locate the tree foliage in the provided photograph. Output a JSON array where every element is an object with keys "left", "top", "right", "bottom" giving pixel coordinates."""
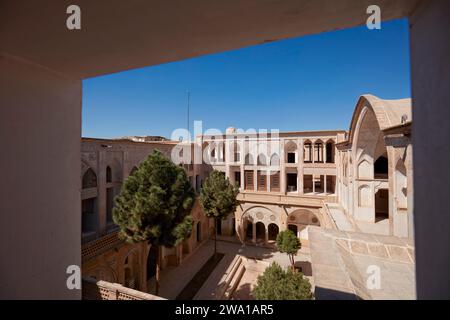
[
  {"left": 276, "top": 230, "right": 301, "bottom": 270},
  {"left": 113, "top": 150, "right": 195, "bottom": 246},
  {"left": 199, "top": 170, "right": 239, "bottom": 255},
  {"left": 252, "top": 262, "right": 313, "bottom": 300},
  {"left": 200, "top": 170, "right": 239, "bottom": 220}
]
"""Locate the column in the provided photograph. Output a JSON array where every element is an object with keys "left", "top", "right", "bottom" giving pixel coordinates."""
[
  {"left": 267, "top": 169, "right": 271, "bottom": 192},
  {"left": 323, "top": 143, "right": 327, "bottom": 163},
  {"left": 253, "top": 170, "right": 258, "bottom": 192},
  {"left": 0, "top": 55, "right": 82, "bottom": 299},
  {"left": 324, "top": 174, "right": 327, "bottom": 195},
  {"left": 252, "top": 223, "right": 256, "bottom": 243},
  {"left": 410, "top": 1, "right": 450, "bottom": 298},
  {"left": 240, "top": 139, "right": 245, "bottom": 191},
  {"left": 312, "top": 174, "right": 315, "bottom": 194},
  {"left": 312, "top": 141, "right": 316, "bottom": 163},
  {"left": 280, "top": 139, "right": 286, "bottom": 194},
  {"left": 265, "top": 225, "right": 269, "bottom": 244},
  {"left": 225, "top": 139, "right": 230, "bottom": 179},
  {"left": 97, "top": 150, "right": 107, "bottom": 234},
  {"left": 297, "top": 138, "right": 304, "bottom": 195}
]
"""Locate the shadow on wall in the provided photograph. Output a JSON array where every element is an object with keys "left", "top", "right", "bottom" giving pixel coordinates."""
[{"left": 314, "top": 286, "right": 360, "bottom": 300}]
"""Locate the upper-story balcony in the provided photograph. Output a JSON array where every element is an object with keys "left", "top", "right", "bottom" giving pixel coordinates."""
[
  {"left": 237, "top": 190, "right": 334, "bottom": 207},
  {"left": 82, "top": 228, "right": 122, "bottom": 262}
]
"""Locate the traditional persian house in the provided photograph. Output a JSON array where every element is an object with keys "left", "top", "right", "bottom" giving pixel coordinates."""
[
  {"left": 335, "top": 95, "right": 413, "bottom": 238},
  {"left": 80, "top": 138, "right": 211, "bottom": 293},
  {"left": 81, "top": 93, "right": 413, "bottom": 298}
]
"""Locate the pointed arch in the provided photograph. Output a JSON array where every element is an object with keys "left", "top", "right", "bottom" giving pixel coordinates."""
[
  {"left": 82, "top": 168, "right": 97, "bottom": 189},
  {"left": 326, "top": 139, "right": 335, "bottom": 163},
  {"left": 270, "top": 153, "right": 280, "bottom": 166},
  {"left": 257, "top": 153, "right": 267, "bottom": 166},
  {"left": 245, "top": 153, "right": 254, "bottom": 165},
  {"left": 106, "top": 166, "right": 112, "bottom": 183}
]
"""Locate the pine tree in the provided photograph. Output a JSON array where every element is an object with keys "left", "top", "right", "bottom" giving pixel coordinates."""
[
  {"left": 112, "top": 150, "right": 195, "bottom": 295},
  {"left": 199, "top": 170, "right": 239, "bottom": 258},
  {"left": 252, "top": 262, "right": 313, "bottom": 300},
  {"left": 276, "top": 230, "right": 301, "bottom": 271}
]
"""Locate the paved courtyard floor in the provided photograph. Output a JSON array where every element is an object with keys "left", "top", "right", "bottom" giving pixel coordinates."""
[{"left": 147, "top": 239, "right": 312, "bottom": 300}]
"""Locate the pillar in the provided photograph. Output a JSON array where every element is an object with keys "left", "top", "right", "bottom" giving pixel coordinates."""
[
  {"left": 225, "top": 139, "right": 230, "bottom": 178},
  {"left": 97, "top": 150, "right": 107, "bottom": 234},
  {"left": 280, "top": 139, "right": 286, "bottom": 194},
  {"left": 0, "top": 54, "right": 81, "bottom": 299},
  {"left": 410, "top": 0, "right": 450, "bottom": 299},
  {"left": 297, "top": 138, "right": 304, "bottom": 195},
  {"left": 240, "top": 139, "right": 245, "bottom": 191},
  {"left": 312, "top": 174, "right": 315, "bottom": 193},
  {"left": 324, "top": 174, "right": 327, "bottom": 195},
  {"left": 252, "top": 223, "right": 256, "bottom": 243},
  {"left": 312, "top": 141, "right": 316, "bottom": 163},
  {"left": 265, "top": 225, "right": 269, "bottom": 244},
  {"left": 240, "top": 164, "right": 245, "bottom": 191}
]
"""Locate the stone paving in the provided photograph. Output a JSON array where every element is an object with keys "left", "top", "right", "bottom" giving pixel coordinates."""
[
  {"left": 195, "top": 241, "right": 313, "bottom": 300},
  {"left": 309, "top": 226, "right": 415, "bottom": 300},
  {"left": 326, "top": 203, "right": 355, "bottom": 232},
  {"left": 148, "top": 226, "right": 415, "bottom": 300},
  {"left": 148, "top": 239, "right": 312, "bottom": 300}
]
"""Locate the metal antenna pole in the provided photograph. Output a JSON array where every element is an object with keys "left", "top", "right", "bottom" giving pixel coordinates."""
[{"left": 187, "top": 90, "right": 190, "bottom": 141}]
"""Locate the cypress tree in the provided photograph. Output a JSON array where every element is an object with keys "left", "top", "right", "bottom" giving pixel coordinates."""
[
  {"left": 113, "top": 150, "right": 195, "bottom": 295},
  {"left": 199, "top": 170, "right": 239, "bottom": 258}
]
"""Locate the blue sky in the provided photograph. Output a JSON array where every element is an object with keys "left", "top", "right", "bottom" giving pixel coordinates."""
[{"left": 82, "top": 18, "right": 411, "bottom": 139}]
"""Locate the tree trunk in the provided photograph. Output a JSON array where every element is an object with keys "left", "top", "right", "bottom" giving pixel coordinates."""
[
  {"left": 290, "top": 254, "right": 295, "bottom": 272},
  {"left": 155, "top": 245, "right": 160, "bottom": 296},
  {"left": 214, "top": 217, "right": 217, "bottom": 259}
]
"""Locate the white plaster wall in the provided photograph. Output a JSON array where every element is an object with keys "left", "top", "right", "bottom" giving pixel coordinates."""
[
  {"left": 0, "top": 55, "right": 81, "bottom": 299},
  {"left": 410, "top": 0, "right": 450, "bottom": 299}
]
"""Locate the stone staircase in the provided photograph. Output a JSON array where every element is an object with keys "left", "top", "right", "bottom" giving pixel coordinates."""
[{"left": 215, "top": 255, "right": 246, "bottom": 300}]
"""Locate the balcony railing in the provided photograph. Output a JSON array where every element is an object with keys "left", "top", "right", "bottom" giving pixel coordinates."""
[
  {"left": 237, "top": 191, "right": 326, "bottom": 207},
  {"left": 82, "top": 230, "right": 122, "bottom": 262},
  {"left": 82, "top": 278, "right": 164, "bottom": 300}
]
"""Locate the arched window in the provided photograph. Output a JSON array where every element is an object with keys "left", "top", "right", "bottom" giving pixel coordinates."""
[
  {"left": 314, "top": 140, "right": 324, "bottom": 163},
  {"left": 270, "top": 153, "right": 280, "bottom": 166},
  {"left": 358, "top": 159, "right": 371, "bottom": 179},
  {"left": 257, "top": 154, "right": 267, "bottom": 166},
  {"left": 245, "top": 153, "right": 254, "bottom": 165},
  {"left": 374, "top": 155, "right": 388, "bottom": 178},
  {"left": 285, "top": 140, "right": 297, "bottom": 164},
  {"left": 326, "top": 140, "right": 335, "bottom": 163},
  {"left": 358, "top": 185, "right": 371, "bottom": 207},
  {"left": 106, "top": 166, "right": 112, "bottom": 183},
  {"left": 82, "top": 168, "right": 97, "bottom": 189},
  {"left": 232, "top": 141, "right": 240, "bottom": 162},
  {"left": 303, "top": 140, "right": 312, "bottom": 163}
]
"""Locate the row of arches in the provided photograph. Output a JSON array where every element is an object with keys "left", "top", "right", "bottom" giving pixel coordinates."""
[
  {"left": 202, "top": 138, "right": 336, "bottom": 164},
  {"left": 82, "top": 164, "right": 138, "bottom": 238},
  {"left": 339, "top": 96, "right": 411, "bottom": 238},
  {"left": 82, "top": 164, "right": 140, "bottom": 189},
  {"left": 241, "top": 207, "right": 321, "bottom": 245},
  {"left": 85, "top": 246, "right": 144, "bottom": 291},
  {"left": 244, "top": 153, "right": 280, "bottom": 166}
]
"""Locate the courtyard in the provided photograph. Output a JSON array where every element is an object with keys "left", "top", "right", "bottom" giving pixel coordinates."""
[{"left": 147, "top": 239, "right": 313, "bottom": 300}]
